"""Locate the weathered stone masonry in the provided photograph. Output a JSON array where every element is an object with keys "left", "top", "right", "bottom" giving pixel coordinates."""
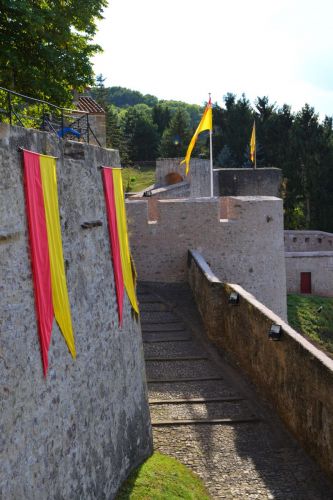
[
  {"left": 0, "top": 124, "right": 152, "bottom": 499},
  {"left": 284, "top": 230, "right": 333, "bottom": 296},
  {"left": 188, "top": 250, "right": 333, "bottom": 482},
  {"left": 126, "top": 195, "right": 287, "bottom": 319}
]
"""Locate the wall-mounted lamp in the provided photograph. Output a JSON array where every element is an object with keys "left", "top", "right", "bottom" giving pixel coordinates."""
[
  {"left": 228, "top": 292, "right": 240, "bottom": 305},
  {"left": 268, "top": 324, "right": 282, "bottom": 341}
]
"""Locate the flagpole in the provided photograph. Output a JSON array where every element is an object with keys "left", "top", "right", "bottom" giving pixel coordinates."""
[
  {"left": 254, "top": 121, "right": 257, "bottom": 169},
  {"left": 209, "top": 93, "right": 213, "bottom": 197}
]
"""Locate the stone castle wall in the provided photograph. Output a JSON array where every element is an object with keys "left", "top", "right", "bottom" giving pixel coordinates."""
[
  {"left": 0, "top": 124, "right": 152, "bottom": 499},
  {"left": 155, "top": 158, "right": 213, "bottom": 197},
  {"left": 126, "top": 195, "right": 287, "bottom": 318},
  {"left": 216, "top": 167, "right": 281, "bottom": 197},
  {"left": 284, "top": 231, "right": 333, "bottom": 296},
  {"left": 284, "top": 230, "right": 333, "bottom": 251},
  {"left": 155, "top": 159, "right": 282, "bottom": 198},
  {"left": 88, "top": 114, "right": 106, "bottom": 148},
  {"left": 285, "top": 253, "right": 333, "bottom": 296},
  {"left": 188, "top": 250, "right": 333, "bottom": 482}
]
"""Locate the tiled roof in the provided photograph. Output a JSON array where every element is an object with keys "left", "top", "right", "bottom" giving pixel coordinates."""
[{"left": 76, "top": 96, "right": 105, "bottom": 114}]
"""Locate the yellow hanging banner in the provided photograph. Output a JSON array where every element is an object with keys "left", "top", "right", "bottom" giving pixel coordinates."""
[
  {"left": 39, "top": 155, "right": 76, "bottom": 358},
  {"left": 112, "top": 169, "right": 139, "bottom": 314}
]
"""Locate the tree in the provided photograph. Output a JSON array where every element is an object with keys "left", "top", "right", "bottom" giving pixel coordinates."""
[
  {"left": 160, "top": 108, "right": 193, "bottom": 158},
  {"left": 0, "top": 0, "right": 107, "bottom": 105},
  {"left": 106, "top": 106, "right": 122, "bottom": 151},
  {"left": 213, "top": 93, "right": 253, "bottom": 165},
  {"left": 152, "top": 104, "right": 171, "bottom": 136},
  {"left": 103, "top": 86, "right": 158, "bottom": 108},
  {"left": 217, "top": 145, "right": 237, "bottom": 167},
  {"left": 93, "top": 74, "right": 109, "bottom": 110},
  {"left": 254, "top": 96, "right": 278, "bottom": 166},
  {"left": 121, "top": 106, "right": 160, "bottom": 163}
]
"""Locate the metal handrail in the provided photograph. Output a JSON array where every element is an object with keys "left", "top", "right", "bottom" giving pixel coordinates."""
[
  {"left": 0, "top": 86, "right": 101, "bottom": 146},
  {"left": 0, "top": 86, "right": 87, "bottom": 114}
]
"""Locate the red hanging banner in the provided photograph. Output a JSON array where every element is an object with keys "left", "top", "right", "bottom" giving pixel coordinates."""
[
  {"left": 102, "top": 168, "right": 124, "bottom": 326},
  {"left": 23, "top": 150, "right": 54, "bottom": 375}
]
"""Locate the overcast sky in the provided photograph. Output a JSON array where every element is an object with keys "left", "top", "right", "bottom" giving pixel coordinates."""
[{"left": 93, "top": 0, "right": 333, "bottom": 117}]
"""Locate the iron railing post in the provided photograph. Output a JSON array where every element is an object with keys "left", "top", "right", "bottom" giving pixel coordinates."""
[
  {"left": 8, "top": 91, "right": 12, "bottom": 125},
  {"left": 86, "top": 113, "right": 89, "bottom": 143},
  {"left": 42, "top": 104, "right": 45, "bottom": 130},
  {"left": 61, "top": 108, "right": 64, "bottom": 136}
]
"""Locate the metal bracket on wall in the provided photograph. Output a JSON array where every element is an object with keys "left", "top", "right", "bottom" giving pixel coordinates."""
[{"left": 80, "top": 220, "right": 103, "bottom": 229}]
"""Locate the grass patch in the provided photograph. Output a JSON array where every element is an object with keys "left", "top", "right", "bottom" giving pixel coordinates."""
[
  {"left": 122, "top": 165, "right": 155, "bottom": 193},
  {"left": 287, "top": 294, "right": 333, "bottom": 356},
  {"left": 116, "top": 452, "right": 210, "bottom": 500}
]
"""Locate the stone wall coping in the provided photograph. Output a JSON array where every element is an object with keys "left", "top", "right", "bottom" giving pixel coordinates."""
[
  {"left": 189, "top": 250, "right": 221, "bottom": 283},
  {"left": 157, "top": 197, "right": 217, "bottom": 204},
  {"left": 214, "top": 167, "right": 282, "bottom": 172},
  {"left": 126, "top": 196, "right": 280, "bottom": 206},
  {"left": 148, "top": 181, "right": 189, "bottom": 195},
  {"left": 126, "top": 199, "right": 147, "bottom": 205},
  {"left": 285, "top": 251, "right": 333, "bottom": 257},
  {"left": 188, "top": 249, "right": 333, "bottom": 373},
  {"left": 230, "top": 195, "right": 281, "bottom": 202},
  {"left": 284, "top": 230, "right": 333, "bottom": 237}
]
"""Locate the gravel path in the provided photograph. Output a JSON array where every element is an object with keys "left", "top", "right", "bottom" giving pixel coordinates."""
[{"left": 139, "top": 283, "right": 333, "bottom": 500}]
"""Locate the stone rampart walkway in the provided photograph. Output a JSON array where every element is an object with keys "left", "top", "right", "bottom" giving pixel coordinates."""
[{"left": 139, "top": 282, "right": 333, "bottom": 499}]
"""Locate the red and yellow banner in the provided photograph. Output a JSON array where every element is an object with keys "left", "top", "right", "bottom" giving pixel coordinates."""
[
  {"left": 23, "top": 150, "right": 76, "bottom": 376},
  {"left": 102, "top": 167, "right": 139, "bottom": 325}
]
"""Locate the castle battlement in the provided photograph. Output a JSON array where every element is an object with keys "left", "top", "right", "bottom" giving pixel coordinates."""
[{"left": 126, "top": 195, "right": 287, "bottom": 318}]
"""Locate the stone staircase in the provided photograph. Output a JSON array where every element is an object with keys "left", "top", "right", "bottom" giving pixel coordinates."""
[{"left": 138, "top": 283, "right": 332, "bottom": 499}]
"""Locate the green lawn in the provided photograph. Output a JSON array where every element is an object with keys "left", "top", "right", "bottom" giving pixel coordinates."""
[
  {"left": 116, "top": 452, "right": 210, "bottom": 500},
  {"left": 287, "top": 294, "right": 333, "bottom": 356},
  {"left": 122, "top": 166, "right": 155, "bottom": 193}
]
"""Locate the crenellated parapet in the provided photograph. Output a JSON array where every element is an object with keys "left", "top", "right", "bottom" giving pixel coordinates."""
[{"left": 126, "top": 195, "right": 287, "bottom": 318}]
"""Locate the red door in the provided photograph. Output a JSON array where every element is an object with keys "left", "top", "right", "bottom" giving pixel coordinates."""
[{"left": 300, "top": 272, "right": 311, "bottom": 294}]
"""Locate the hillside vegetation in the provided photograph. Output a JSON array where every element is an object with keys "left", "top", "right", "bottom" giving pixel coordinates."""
[
  {"left": 287, "top": 294, "right": 333, "bottom": 356},
  {"left": 92, "top": 82, "right": 333, "bottom": 232},
  {"left": 122, "top": 165, "right": 155, "bottom": 193}
]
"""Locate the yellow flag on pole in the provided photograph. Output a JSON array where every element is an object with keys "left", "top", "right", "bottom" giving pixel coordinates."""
[
  {"left": 250, "top": 121, "right": 256, "bottom": 165},
  {"left": 181, "top": 98, "right": 212, "bottom": 175}
]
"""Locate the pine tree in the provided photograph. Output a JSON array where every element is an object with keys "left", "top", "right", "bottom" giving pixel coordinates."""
[{"left": 160, "top": 109, "right": 192, "bottom": 157}]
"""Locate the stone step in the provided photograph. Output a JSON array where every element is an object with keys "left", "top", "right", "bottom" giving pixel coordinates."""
[
  {"left": 143, "top": 335, "right": 192, "bottom": 343},
  {"left": 145, "top": 356, "right": 208, "bottom": 362},
  {"left": 141, "top": 311, "right": 178, "bottom": 323},
  {"left": 143, "top": 340, "right": 202, "bottom": 358},
  {"left": 151, "top": 417, "right": 261, "bottom": 427},
  {"left": 150, "top": 400, "right": 254, "bottom": 422},
  {"left": 149, "top": 396, "right": 244, "bottom": 405},
  {"left": 145, "top": 359, "right": 220, "bottom": 380},
  {"left": 142, "top": 323, "right": 185, "bottom": 332},
  {"left": 139, "top": 303, "right": 168, "bottom": 312},
  {"left": 137, "top": 294, "right": 160, "bottom": 303},
  {"left": 148, "top": 379, "right": 237, "bottom": 401},
  {"left": 147, "top": 376, "right": 224, "bottom": 383}
]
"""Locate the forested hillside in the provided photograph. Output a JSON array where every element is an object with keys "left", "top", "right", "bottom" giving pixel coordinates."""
[{"left": 91, "top": 80, "right": 333, "bottom": 232}]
